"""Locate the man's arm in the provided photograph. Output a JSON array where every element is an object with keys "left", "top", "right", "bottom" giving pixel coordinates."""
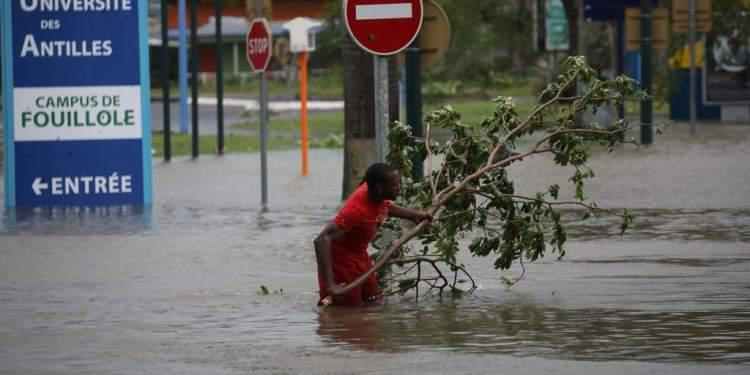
[
  {"left": 314, "top": 221, "right": 349, "bottom": 296},
  {"left": 388, "top": 204, "right": 432, "bottom": 223}
]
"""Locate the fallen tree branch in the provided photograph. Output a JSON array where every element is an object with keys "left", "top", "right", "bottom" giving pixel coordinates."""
[{"left": 319, "top": 57, "right": 656, "bottom": 306}]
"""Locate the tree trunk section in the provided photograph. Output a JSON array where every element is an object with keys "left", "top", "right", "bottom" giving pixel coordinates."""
[
  {"left": 341, "top": 27, "right": 399, "bottom": 200},
  {"left": 561, "top": 0, "right": 579, "bottom": 55}
]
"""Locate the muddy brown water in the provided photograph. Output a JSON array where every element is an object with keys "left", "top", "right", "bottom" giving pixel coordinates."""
[{"left": 1, "top": 124, "right": 749, "bottom": 374}]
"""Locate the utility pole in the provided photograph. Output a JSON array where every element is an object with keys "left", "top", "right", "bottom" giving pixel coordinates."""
[
  {"left": 405, "top": 39, "right": 422, "bottom": 181},
  {"left": 640, "top": 0, "right": 653, "bottom": 145},
  {"left": 161, "top": 0, "right": 171, "bottom": 161},
  {"left": 190, "top": 0, "right": 199, "bottom": 158},
  {"left": 688, "top": 0, "right": 697, "bottom": 134},
  {"left": 216, "top": 0, "right": 225, "bottom": 153}
]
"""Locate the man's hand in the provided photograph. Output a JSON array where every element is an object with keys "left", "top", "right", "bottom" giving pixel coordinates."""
[
  {"left": 319, "top": 283, "right": 346, "bottom": 306},
  {"left": 388, "top": 205, "right": 433, "bottom": 224},
  {"left": 413, "top": 211, "right": 433, "bottom": 224},
  {"left": 326, "top": 282, "right": 346, "bottom": 297}
]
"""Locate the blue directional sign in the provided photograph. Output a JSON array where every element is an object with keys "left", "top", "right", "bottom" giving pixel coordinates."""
[
  {"left": 584, "top": 0, "right": 659, "bottom": 21},
  {"left": 2, "top": 0, "right": 152, "bottom": 207}
]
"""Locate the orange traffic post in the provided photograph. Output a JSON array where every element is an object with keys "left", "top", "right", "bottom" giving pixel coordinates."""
[{"left": 299, "top": 51, "right": 309, "bottom": 176}]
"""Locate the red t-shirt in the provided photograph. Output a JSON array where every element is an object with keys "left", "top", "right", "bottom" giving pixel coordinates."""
[{"left": 331, "top": 183, "right": 391, "bottom": 259}]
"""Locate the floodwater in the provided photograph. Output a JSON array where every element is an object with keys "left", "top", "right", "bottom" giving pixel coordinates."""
[{"left": 1, "top": 124, "right": 750, "bottom": 374}]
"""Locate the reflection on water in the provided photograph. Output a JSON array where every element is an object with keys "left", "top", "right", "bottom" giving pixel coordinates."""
[
  {"left": 562, "top": 209, "right": 750, "bottom": 242},
  {"left": 1, "top": 205, "right": 154, "bottom": 236},
  {"left": 317, "top": 298, "right": 750, "bottom": 363},
  {"left": 3, "top": 207, "right": 750, "bottom": 241},
  {"left": 0, "top": 205, "right": 334, "bottom": 237},
  {"left": 1, "top": 204, "right": 749, "bottom": 371}
]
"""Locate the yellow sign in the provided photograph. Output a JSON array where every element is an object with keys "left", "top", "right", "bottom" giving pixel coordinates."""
[
  {"left": 667, "top": 42, "right": 704, "bottom": 68},
  {"left": 625, "top": 8, "right": 669, "bottom": 51},
  {"left": 396, "top": 0, "right": 451, "bottom": 71},
  {"left": 671, "top": 0, "right": 712, "bottom": 33},
  {"left": 419, "top": 0, "right": 451, "bottom": 70}
]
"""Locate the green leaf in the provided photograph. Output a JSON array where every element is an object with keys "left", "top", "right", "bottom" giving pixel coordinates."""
[
  {"left": 501, "top": 276, "right": 514, "bottom": 286},
  {"left": 548, "top": 184, "right": 560, "bottom": 200}
]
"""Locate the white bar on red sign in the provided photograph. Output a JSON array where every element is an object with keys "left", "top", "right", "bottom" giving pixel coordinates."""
[{"left": 355, "top": 3, "right": 412, "bottom": 20}]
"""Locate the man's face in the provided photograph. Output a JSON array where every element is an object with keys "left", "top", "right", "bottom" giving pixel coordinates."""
[{"left": 379, "top": 171, "right": 401, "bottom": 200}]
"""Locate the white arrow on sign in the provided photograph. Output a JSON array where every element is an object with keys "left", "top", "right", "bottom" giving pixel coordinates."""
[{"left": 32, "top": 177, "right": 48, "bottom": 195}]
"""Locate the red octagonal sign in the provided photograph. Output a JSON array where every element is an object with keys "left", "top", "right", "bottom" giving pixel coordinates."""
[
  {"left": 246, "top": 18, "right": 272, "bottom": 72},
  {"left": 344, "top": 0, "right": 423, "bottom": 56}
]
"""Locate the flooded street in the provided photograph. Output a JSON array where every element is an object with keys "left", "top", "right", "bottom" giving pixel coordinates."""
[{"left": 1, "top": 124, "right": 749, "bottom": 374}]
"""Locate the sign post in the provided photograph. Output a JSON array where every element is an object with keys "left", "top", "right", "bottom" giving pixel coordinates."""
[
  {"left": 344, "top": 0, "right": 423, "bottom": 162},
  {"left": 283, "top": 17, "right": 321, "bottom": 176},
  {"left": 640, "top": 0, "right": 653, "bottom": 145},
  {"left": 374, "top": 56, "right": 389, "bottom": 162},
  {"left": 689, "top": 0, "right": 696, "bottom": 134},
  {"left": 2, "top": 0, "right": 152, "bottom": 207},
  {"left": 246, "top": 16, "right": 272, "bottom": 208}
]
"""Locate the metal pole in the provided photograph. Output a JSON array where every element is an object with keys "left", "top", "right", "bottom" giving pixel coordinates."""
[
  {"left": 617, "top": 16, "right": 625, "bottom": 120},
  {"left": 689, "top": 0, "right": 697, "bottom": 134},
  {"left": 260, "top": 66, "right": 268, "bottom": 208},
  {"left": 161, "top": 0, "right": 171, "bottom": 161},
  {"left": 256, "top": 0, "right": 268, "bottom": 208},
  {"left": 374, "top": 55, "right": 389, "bottom": 162},
  {"left": 577, "top": 0, "right": 583, "bottom": 57},
  {"left": 405, "top": 41, "right": 422, "bottom": 181},
  {"left": 532, "top": 0, "right": 537, "bottom": 51},
  {"left": 640, "top": 0, "right": 653, "bottom": 145},
  {"left": 299, "top": 52, "right": 309, "bottom": 175},
  {"left": 216, "top": 0, "right": 224, "bottom": 153},
  {"left": 178, "top": 0, "right": 188, "bottom": 134},
  {"left": 190, "top": 0, "right": 199, "bottom": 158}
]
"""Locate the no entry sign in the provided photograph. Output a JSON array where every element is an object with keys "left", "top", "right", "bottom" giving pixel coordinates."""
[
  {"left": 344, "top": 0, "right": 423, "bottom": 55},
  {"left": 246, "top": 18, "right": 272, "bottom": 72}
]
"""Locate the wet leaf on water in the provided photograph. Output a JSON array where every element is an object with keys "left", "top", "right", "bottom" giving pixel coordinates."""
[{"left": 501, "top": 276, "right": 514, "bottom": 286}]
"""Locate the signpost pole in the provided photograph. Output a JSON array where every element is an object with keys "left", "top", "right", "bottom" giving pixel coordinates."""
[
  {"left": 374, "top": 55, "right": 389, "bottom": 162},
  {"left": 688, "top": 0, "right": 696, "bottom": 134},
  {"left": 178, "top": 0, "right": 188, "bottom": 135},
  {"left": 405, "top": 40, "right": 422, "bottom": 180},
  {"left": 190, "top": 0, "right": 199, "bottom": 158},
  {"left": 640, "top": 0, "right": 653, "bottom": 145},
  {"left": 161, "top": 0, "right": 171, "bottom": 161},
  {"left": 216, "top": 0, "right": 225, "bottom": 154},
  {"left": 260, "top": 63, "right": 268, "bottom": 208},
  {"left": 247, "top": 16, "right": 272, "bottom": 207},
  {"left": 282, "top": 17, "right": 319, "bottom": 176},
  {"left": 343, "top": 0, "right": 423, "bottom": 163},
  {"left": 1, "top": 0, "right": 14, "bottom": 208},
  {"left": 255, "top": 1, "right": 269, "bottom": 208},
  {"left": 300, "top": 51, "right": 310, "bottom": 175}
]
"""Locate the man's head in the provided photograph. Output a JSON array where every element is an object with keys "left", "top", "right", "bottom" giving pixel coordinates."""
[{"left": 365, "top": 163, "right": 401, "bottom": 201}]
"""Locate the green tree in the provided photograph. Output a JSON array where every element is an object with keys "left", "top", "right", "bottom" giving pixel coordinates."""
[{"left": 429, "top": 0, "right": 539, "bottom": 81}]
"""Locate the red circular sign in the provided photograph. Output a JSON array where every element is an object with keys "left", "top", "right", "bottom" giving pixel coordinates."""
[
  {"left": 246, "top": 18, "right": 272, "bottom": 72},
  {"left": 344, "top": 0, "right": 423, "bottom": 55}
]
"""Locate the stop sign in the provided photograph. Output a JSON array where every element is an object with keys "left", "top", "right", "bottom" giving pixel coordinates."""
[
  {"left": 344, "top": 0, "right": 423, "bottom": 55},
  {"left": 246, "top": 18, "right": 272, "bottom": 72}
]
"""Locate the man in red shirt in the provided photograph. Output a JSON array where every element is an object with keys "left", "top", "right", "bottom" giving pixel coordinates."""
[{"left": 314, "top": 163, "right": 431, "bottom": 306}]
